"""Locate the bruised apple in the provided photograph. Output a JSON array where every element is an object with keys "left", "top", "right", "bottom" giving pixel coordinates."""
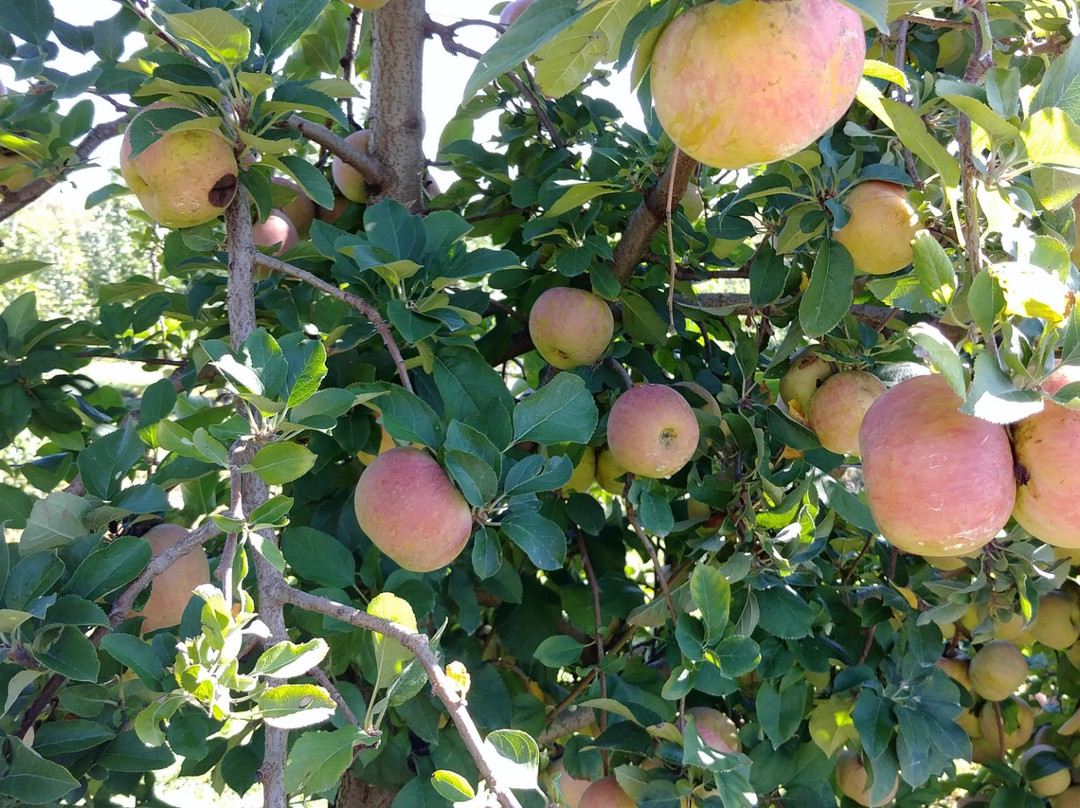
[
  {"left": 528, "top": 287, "right": 614, "bottom": 370},
  {"left": 859, "top": 374, "right": 1015, "bottom": 556},
  {"left": 579, "top": 776, "right": 634, "bottom": 808},
  {"left": 835, "top": 749, "right": 899, "bottom": 807},
  {"left": 331, "top": 130, "right": 373, "bottom": 203},
  {"left": 807, "top": 370, "right": 885, "bottom": 455},
  {"left": 607, "top": 385, "right": 699, "bottom": 479},
  {"left": 353, "top": 448, "right": 473, "bottom": 572},
  {"left": 132, "top": 523, "right": 210, "bottom": 633},
  {"left": 834, "top": 181, "right": 923, "bottom": 275},
  {"left": 779, "top": 349, "right": 834, "bottom": 420},
  {"left": 1012, "top": 365, "right": 1080, "bottom": 548},
  {"left": 650, "top": 0, "right": 864, "bottom": 169},
  {"left": 120, "top": 103, "right": 238, "bottom": 228},
  {"left": 968, "top": 640, "right": 1028, "bottom": 701}
]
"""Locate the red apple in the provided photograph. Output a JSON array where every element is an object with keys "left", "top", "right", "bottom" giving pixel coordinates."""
[{"left": 607, "top": 385, "right": 699, "bottom": 479}]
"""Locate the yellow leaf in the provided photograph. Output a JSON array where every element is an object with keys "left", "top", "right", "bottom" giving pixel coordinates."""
[
  {"left": 989, "top": 262, "right": 1070, "bottom": 323},
  {"left": 808, "top": 695, "right": 858, "bottom": 758}
]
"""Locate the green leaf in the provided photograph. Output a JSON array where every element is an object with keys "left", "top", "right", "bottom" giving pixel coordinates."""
[
  {"left": 942, "top": 94, "right": 1019, "bottom": 146},
  {"left": 253, "top": 639, "right": 329, "bottom": 679},
  {"left": 77, "top": 424, "right": 145, "bottom": 501},
  {"left": 355, "top": 384, "right": 444, "bottom": 449},
  {"left": 906, "top": 324, "right": 965, "bottom": 398},
  {"left": 757, "top": 680, "right": 808, "bottom": 749},
  {"left": 365, "top": 199, "right": 427, "bottom": 261},
  {"left": 543, "top": 181, "right": 623, "bottom": 217},
  {"left": 500, "top": 509, "right": 567, "bottom": 570},
  {"left": 960, "top": 352, "right": 1045, "bottom": 425},
  {"left": 512, "top": 373, "right": 599, "bottom": 446},
  {"left": 250, "top": 442, "right": 317, "bottom": 485},
  {"left": 98, "top": 730, "right": 176, "bottom": 771},
  {"left": 19, "top": 492, "right": 91, "bottom": 554},
  {"left": 33, "top": 719, "right": 117, "bottom": 757},
  {"left": 256, "top": 684, "right": 338, "bottom": 729},
  {"left": 259, "top": 0, "right": 330, "bottom": 63},
  {"left": 163, "top": 9, "right": 250, "bottom": 67},
  {"left": 483, "top": 728, "right": 540, "bottom": 791},
  {"left": 1019, "top": 107, "right": 1080, "bottom": 170},
  {"left": 138, "top": 379, "right": 178, "bottom": 428},
  {"left": 280, "top": 154, "right": 335, "bottom": 211},
  {"left": 754, "top": 586, "right": 813, "bottom": 640},
  {"left": 1032, "top": 35, "right": 1080, "bottom": 118},
  {"left": 281, "top": 527, "right": 355, "bottom": 588},
  {"left": 285, "top": 726, "right": 370, "bottom": 796},
  {"left": 533, "top": 635, "right": 587, "bottom": 667},
  {"left": 5, "top": 553, "right": 64, "bottom": 612},
  {"left": 44, "top": 595, "right": 109, "bottom": 627},
  {"left": 288, "top": 388, "right": 356, "bottom": 430},
  {"left": 799, "top": 240, "right": 854, "bottom": 337},
  {"left": 838, "top": 0, "right": 886, "bottom": 31},
  {"left": 64, "top": 534, "right": 152, "bottom": 601},
  {"left": 444, "top": 450, "right": 499, "bottom": 509},
  {"left": 0, "top": 739, "right": 79, "bottom": 804},
  {"left": 713, "top": 635, "right": 761, "bottom": 678},
  {"left": 911, "top": 231, "right": 955, "bottom": 306},
  {"left": 431, "top": 770, "right": 476, "bottom": 802},
  {"left": 100, "top": 633, "right": 166, "bottom": 688},
  {"left": 690, "top": 565, "right": 730, "bottom": 645},
  {"left": 621, "top": 289, "right": 670, "bottom": 345},
  {"left": 989, "top": 261, "right": 1071, "bottom": 323},
  {"left": 503, "top": 454, "right": 573, "bottom": 497},
  {"left": 37, "top": 626, "right": 100, "bottom": 682},
  {"left": 280, "top": 334, "right": 328, "bottom": 409},
  {"left": 0, "top": 260, "right": 49, "bottom": 286},
  {"left": 464, "top": 0, "right": 586, "bottom": 99}
]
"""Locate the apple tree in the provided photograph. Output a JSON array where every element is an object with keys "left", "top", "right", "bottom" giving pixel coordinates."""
[{"left": 1, "top": 0, "right": 1080, "bottom": 807}]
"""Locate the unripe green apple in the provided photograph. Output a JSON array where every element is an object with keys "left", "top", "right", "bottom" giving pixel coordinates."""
[
  {"left": 834, "top": 181, "right": 923, "bottom": 275},
  {"left": 607, "top": 384, "right": 699, "bottom": 479},
  {"left": 331, "top": 130, "right": 373, "bottom": 203},
  {"left": 650, "top": 0, "right": 864, "bottom": 169},
  {"left": 120, "top": 102, "right": 238, "bottom": 228},
  {"left": 778, "top": 349, "right": 834, "bottom": 421},
  {"left": 131, "top": 523, "right": 210, "bottom": 633},
  {"left": 807, "top": 370, "right": 885, "bottom": 455},
  {"left": 528, "top": 287, "right": 614, "bottom": 370},
  {"left": 353, "top": 447, "right": 473, "bottom": 572},
  {"left": 968, "top": 640, "right": 1028, "bottom": 701}
]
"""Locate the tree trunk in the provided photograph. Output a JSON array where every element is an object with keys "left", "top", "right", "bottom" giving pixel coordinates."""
[
  {"left": 334, "top": 771, "right": 398, "bottom": 808},
  {"left": 370, "top": 0, "right": 427, "bottom": 212}
]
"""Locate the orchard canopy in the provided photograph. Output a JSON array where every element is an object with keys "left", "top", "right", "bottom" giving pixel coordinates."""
[{"left": 3, "top": 1, "right": 1080, "bottom": 807}]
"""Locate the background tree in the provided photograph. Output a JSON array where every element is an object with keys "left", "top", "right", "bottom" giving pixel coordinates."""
[{"left": 1, "top": 1, "right": 1079, "bottom": 808}]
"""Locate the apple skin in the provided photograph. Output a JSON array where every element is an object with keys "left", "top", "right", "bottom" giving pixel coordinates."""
[
  {"left": 331, "top": 130, "right": 373, "bottom": 203},
  {"left": 976, "top": 696, "right": 1034, "bottom": 753},
  {"left": 778, "top": 350, "right": 834, "bottom": 421},
  {"left": 858, "top": 374, "right": 1015, "bottom": 556},
  {"left": 253, "top": 210, "right": 298, "bottom": 256},
  {"left": 499, "top": 0, "right": 535, "bottom": 27},
  {"left": 835, "top": 749, "right": 899, "bottom": 807},
  {"left": 687, "top": 706, "right": 740, "bottom": 753},
  {"left": 542, "top": 757, "right": 590, "bottom": 808},
  {"left": 131, "top": 523, "right": 210, "bottom": 633},
  {"left": 935, "top": 655, "right": 971, "bottom": 691},
  {"left": 1030, "top": 590, "right": 1080, "bottom": 650},
  {"left": 1022, "top": 744, "right": 1072, "bottom": 798},
  {"left": 607, "top": 384, "right": 699, "bottom": 479},
  {"left": 271, "top": 177, "right": 316, "bottom": 237},
  {"left": 120, "top": 102, "right": 238, "bottom": 229},
  {"left": 968, "top": 639, "right": 1028, "bottom": 702},
  {"left": 0, "top": 150, "right": 33, "bottom": 192},
  {"left": 807, "top": 370, "right": 886, "bottom": 455},
  {"left": 650, "top": 0, "right": 864, "bottom": 169},
  {"left": 1012, "top": 365, "right": 1080, "bottom": 548},
  {"left": 353, "top": 447, "right": 473, "bottom": 572},
  {"left": 834, "top": 181, "right": 923, "bottom": 275},
  {"left": 1052, "top": 786, "right": 1080, "bottom": 808},
  {"left": 528, "top": 287, "right": 614, "bottom": 370},
  {"left": 317, "top": 194, "right": 352, "bottom": 225},
  {"left": 579, "top": 775, "right": 635, "bottom": 808},
  {"left": 595, "top": 447, "right": 627, "bottom": 494}
]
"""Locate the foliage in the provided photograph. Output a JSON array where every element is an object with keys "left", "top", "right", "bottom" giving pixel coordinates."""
[{"left": 0, "top": 1, "right": 1079, "bottom": 807}]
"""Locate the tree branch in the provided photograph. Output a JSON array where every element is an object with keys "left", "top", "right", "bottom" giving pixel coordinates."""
[
  {"left": 251, "top": 252, "right": 412, "bottom": 393},
  {"left": 272, "top": 581, "right": 525, "bottom": 808},
  {"left": 611, "top": 150, "right": 698, "bottom": 286},
  {"left": 276, "top": 116, "right": 386, "bottom": 189},
  {"left": 0, "top": 117, "right": 126, "bottom": 222}
]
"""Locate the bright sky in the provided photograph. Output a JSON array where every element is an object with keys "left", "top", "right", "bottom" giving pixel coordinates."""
[{"left": 17, "top": 0, "right": 644, "bottom": 204}]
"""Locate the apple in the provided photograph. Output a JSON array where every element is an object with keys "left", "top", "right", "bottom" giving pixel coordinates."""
[
  {"left": 834, "top": 181, "right": 924, "bottom": 275},
  {"left": 579, "top": 775, "right": 634, "bottom": 808},
  {"left": 1012, "top": 365, "right": 1080, "bottom": 548},
  {"left": 1030, "top": 590, "right": 1080, "bottom": 650},
  {"left": 687, "top": 706, "right": 740, "bottom": 753},
  {"left": 976, "top": 696, "right": 1034, "bottom": 752},
  {"left": 859, "top": 374, "right": 1016, "bottom": 557},
  {"left": 1022, "top": 744, "right": 1072, "bottom": 797},
  {"left": 649, "top": 0, "right": 864, "bottom": 169},
  {"left": 595, "top": 447, "right": 627, "bottom": 494},
  {"left": 131, "top": 523, "right": 211, "bottom": 633},
  {"left": 680, "top": 184, "right": 705, "bottom": 221},
  {"left": 542, "top": 757, "right": 590, "bottom": 808},
  {"left": 528, "top": 287, "right": 614, "bottom": 370},
  {"left": 353, "top": 448, "right": 473, "bottom": 572},
  {"left": 1053, "top": 787, "right": 1080, "bottom": 808},
  {"left": 807, "top": 370, "right": 886, "bottom": 455},
  {"left": 499, "top": 0, "right": 535, "bottom": 27},
  {"left": 607, "top": 384, "right": 699, "bottom": 479},
  {"left": 968, "top": 640, "right": 1028, "bottom": 702},
  {"left": 778, "top": 349, "right": 834, "bottom": 421},
  {"left": 550, "top": 446, "right": 595, "bottom": 496},
  {"left": 253, "top": 210, "right": 298, "bottom": 256},
  {"left": 317, "top": 194, "right": 352, "bottom": 225},
  {"left": 935, "top": 655, "right": 971, "bottom": 690},
  {"left": 331, "top": 130, "right": 373, "bottom": 203},
  {"left": 0, "top": 150, "right": 33, "bottom": 192},
  {"left": 271, "top": 177, "right": 316, "bottom": 237},
  {"left": 834, "top": 749, "right": 899, "bottom": 807},
  {"left": 120, "top": 102, "right": 238, "bottom": 228}
]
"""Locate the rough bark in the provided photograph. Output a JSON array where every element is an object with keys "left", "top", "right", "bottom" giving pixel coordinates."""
[{"left": 370, "top": 0, "right": 427, "bottom": 212}]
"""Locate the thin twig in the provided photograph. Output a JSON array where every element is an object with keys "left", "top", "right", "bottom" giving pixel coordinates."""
[
  {"left": 624, "top": 492, "right": 677, "bottom": 624},
  {"left": 665, "top": 149, "right": 680, "bottom": 333},
  {"left": 309, "top": 667, "right": 361, "bottom": 727},
  {"left": 341, "top": 8, "right": 362, "bottom": 130},
  {"left": 252, "top": 252, "right": 413, "bottom": 393},
  {"left": 575, "top": 531, "right": 608, "bottom": 772}
]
